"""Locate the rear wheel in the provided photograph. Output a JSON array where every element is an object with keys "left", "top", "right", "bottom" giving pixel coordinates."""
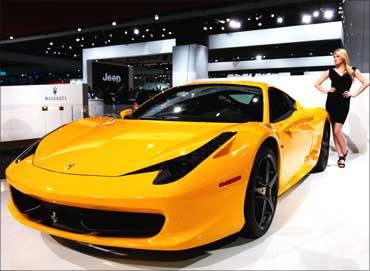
[
  {"left": 240, "top": 146, "right": 278, "bottom": 238},
  {"left": 311, "top": 121, "right": 330, "bottom": 173}
]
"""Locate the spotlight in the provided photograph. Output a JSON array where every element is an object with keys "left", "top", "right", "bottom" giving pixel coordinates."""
[
  {"left": 229, "top": 20, "right": 241, "bottom": 29},
  {"left": 221, "top": 26, "right": 225, "bottom": 30},
  {"left": 134, "top": 28, "right": 140, "bottom": 35},
  {"left": 9, "top": 36, "right": 14, "bottom": 40},
  {"left": 168, "top": 31, "right": 172, "bottom": 35},
  {"left": 258, "top": 22, "right": 262, "bottom": 26},
  {"left": 313, "top": 11, "right": 319, "bottom": 17},
  {"left": 92, "top": 43, "right": 95, "bottom": 46},
  {"left": 142, "top": 35, "right": 145, "bottom": 38},
  {"left": 76, "top": 38, "right": 80, "bottom": 42},
  {"left": 124, "top": 30, "right": 128, "bottom": 35},
  {"left": 49, "top": 42, "right": 54, "bottom": 45},
  {"left": 162, "top": 28, "right": 166, "bottom": 31},
  {"left": 203, "top": 26, "right": 208, "bottom": 30},
  {"left": 324, "top": 10, "right": 334, "bottom": 19},
  {"left": 271, "top": 14, "right": 275, "bottom": 18},
  {"left": 277, "top": 17, "right": 283, "bottom": 23},
  {"left": 112, "top": 21, "right": 117, "bottom": 26},
  {"left": 74, "top": 54, "right": 77, "bottom": 57},
  {"left": 154, "top": 14, "right": 159, "bottom": 20},
  {"left": 302, "top": 14, "right": 312, "bottom": 24},
  {"left": 77, "top": 28, "right": 82, "bottom": 32},
  {"left": 69, "top": 46, "right": 72, "bottom": 49},
  {"left": 209, "top": 26, "right": 213, "bottom": 30},
  {"left": 256, "top": 55, "right": 262, "bottom": 60},
  {"left": 109, "top": 34, "right": 112, "bottom": 37},
  {"left": 226, "top": 18, "right": 230, "bottom": 22},
  {"left": 146, "top": 28, "right": 149, "bottom": 32}
]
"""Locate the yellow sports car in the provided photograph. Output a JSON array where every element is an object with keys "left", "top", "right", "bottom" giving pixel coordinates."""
[{"left": 6, "top": 80, "right": 330, "bottom": 251}]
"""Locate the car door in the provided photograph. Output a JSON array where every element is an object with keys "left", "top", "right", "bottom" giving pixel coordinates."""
[{"left": 268, "top": 87, "right": 314, "bottom": 188}]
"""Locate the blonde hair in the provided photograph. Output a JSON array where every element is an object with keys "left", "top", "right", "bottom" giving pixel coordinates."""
[{"left": 333, "top": 48, "right": 355, "bottom": 79}]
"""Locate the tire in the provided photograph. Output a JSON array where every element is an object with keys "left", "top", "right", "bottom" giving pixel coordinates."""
[
  {"left": 240, "top": 145, "right": 278, "bottom": 238},
  {"left": 311, "top": 121, "right": 330, "bottom": 173}
]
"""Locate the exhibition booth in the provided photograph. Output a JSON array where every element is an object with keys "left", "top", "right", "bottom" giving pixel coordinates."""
[{"left": 1, "top": 0, "right": 369, "bottom": 269}]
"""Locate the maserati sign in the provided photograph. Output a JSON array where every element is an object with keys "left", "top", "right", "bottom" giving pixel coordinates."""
[{"left": 45, "top": 86, "right": 67, "bottom": 101}]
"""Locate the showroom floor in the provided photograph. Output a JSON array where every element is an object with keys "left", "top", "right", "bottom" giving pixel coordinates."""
[{"left": 1, "top": 150, "right": 369, "bottom": 270}]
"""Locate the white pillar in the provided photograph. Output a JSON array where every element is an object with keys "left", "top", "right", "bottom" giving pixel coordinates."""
[{"left": 172, "top": 44, "right": 208, "bottom": 87}]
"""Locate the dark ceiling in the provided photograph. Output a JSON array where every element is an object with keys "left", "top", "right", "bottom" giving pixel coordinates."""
[{"left": 0, "top": 0, "right": 246, "bottom": 39}]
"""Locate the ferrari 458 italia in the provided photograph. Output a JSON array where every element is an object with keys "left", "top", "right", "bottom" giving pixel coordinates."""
[{"left": 6, "top": 80, "right": 330, "bottom": 251}]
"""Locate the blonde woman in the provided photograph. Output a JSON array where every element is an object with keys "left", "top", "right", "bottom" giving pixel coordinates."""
[{"left": 315, "top": 48, "right": 369, "bottom": 168}]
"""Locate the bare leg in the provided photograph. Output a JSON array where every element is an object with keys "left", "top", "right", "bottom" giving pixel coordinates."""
[
  {"left": 332, "top": 124, "right": 343, "bottom": 156},
  {"left": 333, "top": 123, "right": 348, "bottom": 156}
]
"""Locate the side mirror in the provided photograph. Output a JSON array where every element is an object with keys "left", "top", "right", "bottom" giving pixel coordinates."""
[{"left": 119, "top": 109, "right": 133, "bottom": 119}]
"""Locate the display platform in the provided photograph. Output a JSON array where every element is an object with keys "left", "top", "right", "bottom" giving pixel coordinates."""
[{"left": 1, "top": 149, "right": 369, "bottom": 270}]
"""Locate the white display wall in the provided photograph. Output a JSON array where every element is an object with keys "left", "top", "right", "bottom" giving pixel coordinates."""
[
  {"left": 0, "top": 84, "right": 88, "bottom": 142},
  {"left": 198, "top": 73, "right": 370, "bottom": 153}
]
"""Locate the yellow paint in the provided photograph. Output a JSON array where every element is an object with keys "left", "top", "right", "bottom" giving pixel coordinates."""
[{"left": 6, "top": 80, "right": 329, "bottom": 250}]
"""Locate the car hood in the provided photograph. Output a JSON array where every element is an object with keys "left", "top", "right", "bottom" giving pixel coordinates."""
[{"left": 33, "top": 117, "right": 240, "bottom": 176}]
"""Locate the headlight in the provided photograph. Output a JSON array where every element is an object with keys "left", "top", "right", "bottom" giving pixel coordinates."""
[
  {"left": 15, "top": 140, "right": 40, "bottom": 164},
  {"left": 125, "top": 131, "right": 237, "bottom": 185}
]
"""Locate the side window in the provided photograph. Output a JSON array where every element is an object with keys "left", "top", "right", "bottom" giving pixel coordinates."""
[{"left": 268, "top": 87, "right": 296, "bottom": 123}]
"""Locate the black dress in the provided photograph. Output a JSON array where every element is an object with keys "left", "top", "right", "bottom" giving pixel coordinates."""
[{"left": 326, "top": 66, "right": 356, "bottom": 124}]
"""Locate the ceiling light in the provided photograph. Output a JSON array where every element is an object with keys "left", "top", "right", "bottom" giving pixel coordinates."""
[
  {"left": 47, "top": 47, "right": 51, "bottom": 50},
  {"left": 92, "top": 43, "right": 95, "bottom": 46},
  {"left": 209, "top": 26, "right": 213, "bottom": 30},
  {"left": 150, "top": 34, "right": 154, "bottom": 38},
  {"left": 203, "top": 26, "right": 208, "bottom": 30},
  {"left": 133, "top": 28, "right": 140, "bottom": 35},
  {"left": 271, "top": 14, "right": 275, "bottom": 18},
  {"left": 221, "top": 26, "right": 225, "bottom": 30},
  {"left": 109, "top": 34, "right": 112, "bottom": 38},
  {"left": 142, "top": 35, "right": 145, "bottom": 38},
  {"left": 132, "top": 38, "right": 135, "bottom": 41},
  {"left": 302, "top": 14, "right": 312, "bottom": 24},
  {"left": 162, "top": 28, "right": 166, "bottom": 31},
  {"left": 154, "top": 14, "right": 159, "bottom": 20},
  {"left": 339, "top": 6, "right": 343, "bottom": 10},
  {"left": 324, "top": 10, "right": 334, "bottom": 19},
  {"left": 45, "top": 51, "right": 48, "bottom": 54},
  {"left": 256, "top": 55, "right": 262, "bottom": 60},
  {"left": 9, "top": 36, "right": 14, "bottom": 40},
  {"left": 277, "top": 17, "right": 284, "bottom": 23},
  {"left": 258, "top": 22, "right": 262, "bottom": 26},
  {"left": 77, "top": 28, "right": 82, "bottom": 32},
  {"left": 226, "top": 18, "right": 230, "bottom": 22},
  {"left": 229, "top": 20, "right": 241, "bottom": 29},
  {"left": 247, "top": 17, "right": 251, "bottom": 21},
  {"left": 161, "top": 34, "right": 165, "bottom": 37},
  {"left": 74, "top": 54, "right": 77, "bottom": 57},
  {"left": 146, "top": 28, "right": 149, "bottom": 32},
  {"left": 80, "top": 44, "right": 84, "bottom": 47},
  {"left": 124, "top": 30, "right": 128, "bottom": 35},
  {"left": 76, "top": 38, "right": 80, "bottom": 42},
  {"left": 49, "top": 42, "right": 54, "bottom": 45},
  {"left": 69, "top": 46, "right": 72, "bottom": 49},
  {"left": 168, "top": 31, "right": 172, "bottom": 35},
  {"left": 81, "top": 37, "right": 84, "bottom": 40},
  {"left": 313, "top": 11, "right": 319, "bottom": 17},
  {"left": 112, "top": 21, "right": 117, "bottom": 26}
]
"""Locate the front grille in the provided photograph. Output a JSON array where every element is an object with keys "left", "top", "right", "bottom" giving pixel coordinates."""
[{"left": 10, "top": 186, "right": 165, "bottom": 237}]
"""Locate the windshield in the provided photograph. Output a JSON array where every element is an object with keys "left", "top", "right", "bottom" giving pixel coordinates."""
[{"left": 129, "top": 84, "right": 263, "bottom": 123}]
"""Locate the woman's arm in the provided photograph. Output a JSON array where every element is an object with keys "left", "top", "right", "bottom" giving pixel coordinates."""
[
  {"left": 343, "top": 69, "right": 370, "bottom": 98},
  {"left": 314, "top": 70, "right": 334, "bottom": 94}
]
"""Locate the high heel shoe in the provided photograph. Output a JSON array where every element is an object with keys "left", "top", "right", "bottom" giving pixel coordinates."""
[{"left": 337, "top": 151, "right": 348, "bottom": 168}]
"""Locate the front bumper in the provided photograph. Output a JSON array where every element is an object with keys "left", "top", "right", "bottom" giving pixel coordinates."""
[{"left": 6, "top": 156, "right": 248, "bottom": 251}]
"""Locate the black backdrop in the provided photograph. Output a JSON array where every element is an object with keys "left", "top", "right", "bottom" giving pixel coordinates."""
[{"left": 92, "top": 62, "right": 130, "bottom": 105}]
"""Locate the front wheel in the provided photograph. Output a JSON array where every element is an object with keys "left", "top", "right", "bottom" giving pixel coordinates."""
[{"left": 240, "top": 146, "right": 278, "bottom": 238}]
